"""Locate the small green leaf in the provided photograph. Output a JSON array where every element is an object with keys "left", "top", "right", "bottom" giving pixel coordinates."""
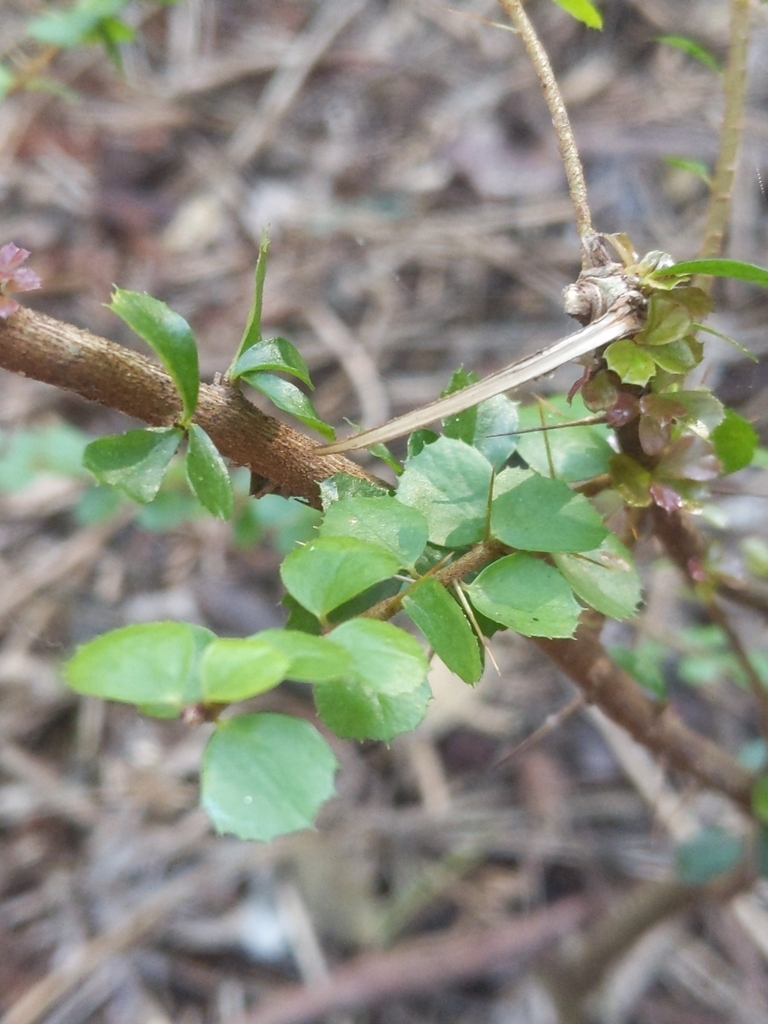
[
  {"left": 609, "top": 454, "right": 652, "bottom": 507},
  {"left": 636, "top": 296, "right": 692, "bottom": 346},
  {"left": 368, "top": 442, "right": 403, "bottom": 476},
  {"left": 554, "top": 534, "right": 642, "bottom": 619},
  {"left": 609, "top": 640, "right": 667, "bottom": 699},
  {"left": 605, "top": 339, "right": 657, "bottom": 386},
  {"left": 656, "top": 35, "right": 720, "bottom": 72},
  {"left": 315, "top": 678, "right": 431, "bottom": 742},
  {"left": 753, "top": 775, "right": 768, "bottom": 824},
  {"left": 185, "top": 424, "right": 234, "bottom": 519},
  {"left": 656, "top": 259, "right": 768, "bottom": 288},
  {"left": 232, "top": 235, "right": 269, "bottom": 365},
  {"left": 241, "top": 371, "right": 334, "bottom": 440},
  {"left": 231, "top": 337, "right": 312, "bottom": 388},
  {"left": 254, "top": 629, "right": 354, "bottom": 683},
  {"left": 663, "top": 157, "right": 712, "bottom": 186},
  {"left": 280, "top": 536, "right": 400, "bottom": 620},
  {"left": 199, "top": 638, "right": 291, "bottom": 703},
  {"left": 467, "top": 554, "right": 581, "bottom": 638},
  {"left": 403, "top": 578, "right": 483, "bottom": 684},
  {"left": 83, "top": 427, "right": 182, "bottom": 503},
  {"left": 65, "top": 621, "right": 215, "bottom": 713},
  {"left": 327, "top": 618, "right": 429, "bottom": 694},
  {"left": 0, "top": 64, "right": 15, "bottom": 99},
  {"left": 515, "top": 396, "right": 613, "bottom": 482},
  {"left": 314, "top": 620, "right": 431, "bottom": 739},
  {"left": 201, "top": 713, "right": 337, "bottom": 841},
  {"left": 320, "top": 496, "right": 429, "bottom": 569},
  {"left": 490, "top": 473, "right": 608, "bottom": 553},
  {"left": 442, "top": 368, "right": 519, "bottom": 470},
  {"left": 677, "top": 827, "right": 744, "bottom": 884},
  {"left": 550, "top": 0, "right": 602, "bottom": 29},
  {"left": 711, "top": 409, "right": 758, "bottom": 474},
  {"left": 397, "top": 436, "right": 493, "bottom": 547},
  {"left": 27, "top": 0, "right": 126, "bottom": 47},
  {"left": 108, "top": 288, "right": 199, "bottom": 423},
  {"left": 650, "top": 338, "right": 700, "bottom": 374},
  {"left": 319, "top": 473, "right": 390, "bottom": 510}
]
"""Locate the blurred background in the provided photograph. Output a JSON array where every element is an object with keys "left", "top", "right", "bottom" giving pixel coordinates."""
[{"left": 1, "top": 1, "right": 768, "bottom": 1021}]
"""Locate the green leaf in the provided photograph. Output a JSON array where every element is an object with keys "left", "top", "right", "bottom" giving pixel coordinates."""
[
  {"left": 231, "top": 337, "right": 312, "bottom": 388},
  {"left": 609, "top": 640, "right": 667, "bottom": 699},
  {"left": 254, "top": 629, "right": 354, "bottom": 683},
  {"left": 662, "top": 157, "right": 712, "bottom": 186},
  {"left": 490, "top": 473, "right": 608, "bottom": 553},
  {"left": 280, "top": 536, "right": 400, "bottom": 620},
  {"left": 65, "top": 621, "right": 215, "bottom": 714},
  {"left": 199, "top": 639, "right": 291, "bottom": 703},
  {"left": 201, "top": 713, "right": 337, "bottom": 841},
  {"left": 676, "top": 827, "right": 744, "bottom": 885},
  {"left": 240, "top": 371, "right": 334, "bottom": 440},
  {"left": 108, "top": 288, "right": 199, "bottom": 423},
  {"left": 656, "top": 259, "right": 768, "bottom": 288},
  {"left": 656, "top": 35, "right": 720, "bottom": 72},
  {"left": 314, "top": 619, "right": 430, "bottom": 740},
  {"left": 636, "top": 296, "right": 692, "bottom": 347},
  {"left": 397, "top": 436, "right": 493, "bottom": 547},
  {"left": 672, "top": 391, "right": 725, "bottom": 433},
  {"left": 253, "top": 494, "right": 322, "bottom": 555},
  {"left": 184, "top": 424, "right": 234, "bottom": 519},
  {"left": 320, "top": 496, "right": 429, "bottom": 569},
  {"left": 757, "top": 824, "right": 768, "bottom": 878},
  {"left": 402, "top": 578, "right": 483, "bottom": 684},
  {"left": 0, "top": 64, "right": 15, "bottom": 99},
  {"left": 368, "top": 442, "right": 403, "bottom": 476},
  {"left": 711, "top": 409, "right": 758, "bottom": 474},
  {"left": 753, "top": 775, "right": 768, "bottom": 824},
  {"left": 550, "top": 0, "right": 602, "bottom": 29},
  {"left": 327, "top": 618, "right": 429, "bottom": 695},
  {"left": 27, "top": 0, "right": 127, "bottom": 47},
  {"left": 232, "top": 235, "right": 269, "bottom": 364},
  {"left": 83, "top": 427, "right": 182, "bottom": 503},
  {"left": 0, "top": 422, "right": 90, "bottom": 491},
  {"left": 319, "top": 473, "right": 389, "bottom": 510},
  {"left": 442, "top": 368, "right": 519, "bottom": 470},
  {"left": 515, "top": 396, "right": 613, "bottom": 482},
  {"left": 604, "top": 339, "right": 657, "bottom": 386},
  {"left": 467, "top": 554, "right": 581, "bottom": 638},
  {"left": 315, "top": 677, "right": 432, "bottom": 743},
  {"left": 609, "top": 454, "right": 652, "bottom": 507},
  {"left": 554, "top": 534, "right": 642, "bottom": 619},
  {"left": 650, "top": 338, "right": 700, "bottom": 375}
]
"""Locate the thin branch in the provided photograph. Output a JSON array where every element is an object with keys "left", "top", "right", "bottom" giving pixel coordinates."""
[
  {"left": 698, "top": 0, "right": 752, "bottom": 264},
  {"left": 0, "top": 307, "right": 373, "bottom": 509},
  {"left": 496, "top": 0, "right": 599, "bottom": 267}
]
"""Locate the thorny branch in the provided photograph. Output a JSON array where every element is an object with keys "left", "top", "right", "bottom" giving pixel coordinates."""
[{"left": 0, "top": 305, "right": 756, "bottom": 810}]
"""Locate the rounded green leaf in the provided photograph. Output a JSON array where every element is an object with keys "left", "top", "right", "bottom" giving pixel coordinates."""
[
  {"left": 320, "top": 496, "right": 429, "bottom": 569},
  {"left": 185, "top": 424, "right": 234, "bottom": 519},
  {"left": 328, "top": 618, "right": 429, "bottom": 695},
  {"left": 65, "top": 621, "right": 215, "bottom": 713},
  {"left": 201, "top": 713, "right": 338, "bottom": 840},
  {"left": 83, "top": 427, "right": 182, "bottom": 503},
  {"left": 551, "top": 0, "right": 602, "bottom": 29},
  {"left": 650, "top": 338, "right": 700, "bottom": 374},
  {"left": 467, "top": 554, "right": 581, "bottom": 638},
  {"left": 241, "top": 371, "right": 334, "bottom": 440},
  {"left": 605, "top": 340, "right": 656, "bottom": 386},
  {"left": 441, "top": 368, "right": 519, "bottom": 470},
  {"left": 199, "top": 639, "right": 291, "bottom": 703},
  {"left": 711, "top": 409, "right": 758, "bottom": 475},
  {"left": 280, "top": 536, "right": 400, "bottom": 620},
  {"left": 231, "top": 337, "right": 312, "bottom": 388},
  {"left": 254, "top": 629, "right": 354, "bottom": 683},
  {"left": 397, "top": 436, "right": 493, "bottom": 547},
  {"left": 314, "top": 677, "right": 431, "bottom": 742},
  {"left": 402, "top": 578, "right": 483, "bottom": 684},
  {"left": 490, "top": 473, "right": 607, "bottom": 553},
  {"left": 515, "top": 396, "right": 613, "bottom": 482},
  {"left": 554, "top": 534, "right": 642, "bottom": 619},
  {"left": 676, "top": 827, "right": 744, "bottom": 885},
  {"left": 108, "top": 288, "right": 199, "bottom": 423}
]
